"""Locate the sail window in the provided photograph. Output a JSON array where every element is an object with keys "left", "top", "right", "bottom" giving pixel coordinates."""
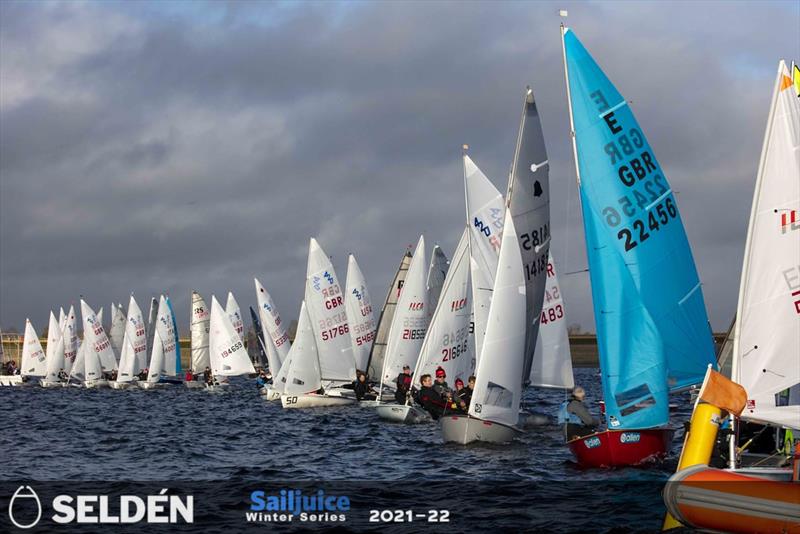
[
  {"left": 775, "top": 383, "right": 800, "bottom": 407},
  {"left": 481, "top": 381, "right": 513, "bottom": 409},
  {"left": 615, "top": 383, "right": 656, "bottom": 416},
  {"left": 292, "top": 378, "right": 305, "bottom": 386}
]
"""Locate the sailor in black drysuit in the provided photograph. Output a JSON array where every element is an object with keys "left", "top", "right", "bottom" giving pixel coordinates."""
[
  {"left": 558, "top": 386, "right": 600, "bottom": 441},
  {"left": 417, "top": 374, "right": 449, "bottom": 420},
  {"left": 395, "top": 365, "right": 413, "bottom": 404}
]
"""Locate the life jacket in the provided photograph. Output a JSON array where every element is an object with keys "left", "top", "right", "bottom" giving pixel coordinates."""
[{"left": 557, "top": 400, "right": 584, "bottom": 425}]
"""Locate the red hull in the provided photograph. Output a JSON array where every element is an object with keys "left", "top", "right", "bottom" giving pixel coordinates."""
[{"left": 567, "top": 428, "right": 674, "bottom": 468}]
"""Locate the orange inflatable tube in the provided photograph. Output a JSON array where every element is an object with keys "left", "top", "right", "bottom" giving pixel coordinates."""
[{"left": 663, "top": 465, "right": 800, "bottom": 534}]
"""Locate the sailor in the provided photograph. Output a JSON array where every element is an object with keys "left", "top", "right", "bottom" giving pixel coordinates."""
[
  {"left": 185, "top": 369, "right": 194, "bottom": 382},
  {"left": 57, "top": 368, "right": 68, "bottom": 382},
  {"left": 453, "top": 378, "right": 468, "bottom": 412},
  {"left": 138, "top": 368, "right": 148, "bottom": 381},
  {"left": 395, "top": 365, "right": 413, "bottom": 404},
  {"left": 558, "top": 386, "right": 599, "bottom": 440},
  {"left": 203, "top": 366, "right": 212, "bottom": 385},
  {"left": 354, "top": 371, "right": 376, "bottom": 401},
  {"left": 458, "top": 375, "right": 475, "bottom": 407},
  {"left": 432, "top": 367, "right": 450, "bottom": 396},
  {"left": 256, "top": 371, "right": 268, "bottom": 390},
  {"left": 417, "top": 374, "right": 448, "bottom": 420}
]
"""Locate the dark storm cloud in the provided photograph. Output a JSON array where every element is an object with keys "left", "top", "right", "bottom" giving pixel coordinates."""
[{"left": 1, "top": 0, "right": 798, "bottom": 334}]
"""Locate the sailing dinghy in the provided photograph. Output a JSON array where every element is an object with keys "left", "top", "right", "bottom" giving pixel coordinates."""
[
  {"left": 41, "top": 312, "right": 67, "bottom": 387},
  {"left": 186, "top": 291, "right": 211, "bottom": 389},
  {"left": 20, "top": 319, "right": 47, "bottom": 386},
  {"left": 560, "top": 26, "right": 716, "bottom": 467},
  {"left": 141, "top": 295, "right": 179, "bottom": 389},
  {"left": 79, "top": 300, "right": 115, "bottom": 388},
  {"left": 280, "top": 301, "right": 356, "bottom": 409},
  {"left": 378, "top": 229, "right": 473, "bottom": 423},
  {"left": 663, "top": 61, "right": 800, "bottom": 534},
  {"left": 254, "top": 278, "right": 292, "bottom": 400},
  {"left": 208, "top": 295, "right": 255, "bottom": 391},
  {"left": 110, "top": 295, "right": 148, "bottom": 389},
  {"left": 344, "top": 254, "right": 377, "bottom": 374}
]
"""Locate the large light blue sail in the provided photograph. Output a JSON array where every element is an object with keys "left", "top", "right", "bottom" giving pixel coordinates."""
[{"left": 564, "top": 28, "right": 716, "bottom": 429}]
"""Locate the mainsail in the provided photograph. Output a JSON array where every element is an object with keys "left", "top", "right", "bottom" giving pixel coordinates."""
[
  {"left": 345, "top": 254, "right": 377, "bottom": 372},
  {"left": 190, "top": 291, "right": 211, "bottom": 372},
  {"left": 468, "top": 214, "right": 526, "bottom": 426},
  {"left": 529, "top": 253, "right": 574, "bottom": 389},
  {"left": 209, "top": 295, "right": 255, "bottom": 377},
  {"left": 365, "top": 250, "right": 412, "bottom": 380},
  {"left": 126, "top": 295, "right": 149, "bottom": 373},
  {"left": 21, "top": 319, "right": 47, "bottom": 377},
  {"left": 733, "top": 61, "right": 800, "bottom": 430},
  {"left": 412, "top": 228, "right": 473, "bottom": 387},
  {"left": 508, "top": 86, "right": 551, "bottom": 384},
  {"left": 380, "top": 236, "right": 429, "bottom": 391},
  {"left": 304, "top": 238, "right": 355, "bottom": 383},
  {"left": 62, "top": 305, "right": 78, "bottom": 374},
  {"left": 108, "top": 304, "right": 126, "bottom": 361},
  {"left": 225, "top": 292, "right": 245, "bottom": 339},
  {"left": 249, "top": 306, "right": 269, "bottom": 369},
  {"left": 562, "top": 27, "right": 716, "bottom": 429},
  {"left": 155, "top": 295, "right": 179, "bottom": 377},
  {"left": 254, "top": 278, "right": 291, "bottom": 373},
  {"left": 80, "top": 300, "right": 115, "bottom": 383},
  {"left": 44, "top": 312, "right": 66, "bottom": 383}
]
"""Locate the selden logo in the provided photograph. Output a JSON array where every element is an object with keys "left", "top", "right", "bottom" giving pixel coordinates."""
[
  {"left": 7, "top": 487, "right": 193, "bottom": 528},
  {"left": 248, "top": 488, "right": 349, "bottom": 524}
]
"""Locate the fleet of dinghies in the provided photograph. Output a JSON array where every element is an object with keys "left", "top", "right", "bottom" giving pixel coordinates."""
[{"left": 0, "top": 27, "right": 795, "bottom": 494}]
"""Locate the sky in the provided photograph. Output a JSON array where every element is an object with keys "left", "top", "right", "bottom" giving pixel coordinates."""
[{"left": 1, "top": 0, "right": 798, "bottom": 334}]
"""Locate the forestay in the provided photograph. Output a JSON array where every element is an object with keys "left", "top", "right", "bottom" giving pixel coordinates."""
[
  {"left": 209, "top": 295, "right": 255, "bottom": 377},
  {"left": 380, "top": 236, "right": 429, "bottom": 391},
  {"left": 345, "top": 254, "right": 377, "bottom": 373},
  {"left": 529, "top": 253, "right": 574, "bottom": 389},
  {"left": 282, "top": 301, "right": 323, "bottom": 395},
  {"left": 563, "top": 28, "right": 716, "bottom": 429},
  {"left": 734, "top": 61, "right": 800, "bottom": 430},
  {"left": 508, "top": 87, "right": 551, "bottom": 384},
  {"left": 190, "top": 291, "right": 211, "bottom": 372},
  {"left": 44, "top": 312, "right": 66, "bottom": 383},
  {"left": 468, "top": 215, "right": 526, "bottom": 427},
  {"left": 413, "top": 228, "right": 473, "bottom": 388},
  {"left": 464, "top": 154, "right": 504, "bottom": 363},
  {"left": 21, "top": 319, "right": 47, "bottom": 377},
  {"left": 304, "top": 238, "right": 355, "bottom": 383}
]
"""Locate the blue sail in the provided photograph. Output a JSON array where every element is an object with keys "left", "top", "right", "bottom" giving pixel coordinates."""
[
  {"left": 564, "top": 28, "right": 716, "bottom": 429},
  {"left": 166, "top": 296, "right": 182, "bottom": 375}
]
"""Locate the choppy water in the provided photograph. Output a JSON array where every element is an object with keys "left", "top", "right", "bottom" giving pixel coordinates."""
[{"left": 0, "top": 368, "right": 693, "bottom": 532}]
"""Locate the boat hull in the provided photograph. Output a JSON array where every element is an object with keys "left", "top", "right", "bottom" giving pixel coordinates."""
[
  {"left": 280, "top": 394, "right": 356, "bottom": 409},
  {"left": 109, "top": 380, "right": 138, "bottom": 390},
  {"left": 567, "top": 428, "right": 674, "bottom": 468},
  {"left": 663, "top": 464, "right": 800, "bottom": 534},
  {"left": 375, "top": 404, "right": 431, "bottom": 424},
  {"left": 259, "top": 387, "right": 282, "bottom": 401},
  {"left": 0, "top": 375, "right": 23, "bottom": 386},
  {"left": 139, "top": 381, "right": 166, "bottom": 390},
  {"left": 440, "top": 414, "right": 522, "bottom": 444},
  {"left": 184, "top": 380, "right": 206, "bottom": 389},
  {"left": 40, "top": 380, "right": 68, "bottom": 388},
  {"left": 84, "top": 379, "right": 110, "bottom": 389}
]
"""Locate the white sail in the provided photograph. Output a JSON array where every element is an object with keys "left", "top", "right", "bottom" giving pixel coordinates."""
[
  {"left": 145, "top": 297, "right": 158, "bottom": 357},
  {"left": 125, "top": 295, "right": 149, "bottom": 373},
  {"left": 380, "top": 236, "right": 429, "bottom": 390},
  {"left": 508, "top": 87, "right": 551, "bottom": 382},
  {"left": 282, "top": 301, "right": 323, "bottom": 395},
  {"left": 209, "top": 295, "right": 255, "bottom": 376},
  {"left": 62, "top": 305, "right": 78, "bottom": 374},
  {"left": 190, "top": 291, "right": 211, "bottom": 372},
  {"left": 109, "top": 303, "right": 127, "bottom": 361},
  {"left": 272, "top": 343, "right": 293, "bottom": 394},
  {"left": 304, "top": 238, "right": 355, "bottom": 383},
  {"left": 44, "top": 312, "right": 66, "bottom": 382},
  {"left": 468, "top": 214, "right": 526, "bottom": 427},
  {"left": 97, "top": 307, "right": 104, "bottom": 327},
  {"left": 150, "top": 295, "right": 178, "bottom": 378},
  {"left": 21, "top": 319, "right": 47, "bottom": 377},
  {"left": 464, "top": 154, "right": 505, "bottom": 363},
  {"left": 254, "top": 278, "right": 292, "bottom": 372},
  {"left": 344, "top": 254, "right": 377, "bottom": 372},
  {"left": 734, "top": 61, "right": 800, "bottom": 430},
  {"left": 426, "top": 245, "right": 449, "bottom": 315},
  {"left": 225, "top": 291, "right": 244, "bottom": 339},
  {"left": 58, "top": 307, "right": 66, "bottom": 332},
  {"left": 116, "top": 328, "right": 138, "bottom": 383},
  {"left": 529, "top": 252, "right": 574, "bottom": 389},
  {"left": 80, "top": 300, "right": 113, "bottom": 383},
  {"left": 69, "top": 340, "right": 86, "bottom": 382},
  {"left": 413, "top": 229, "right": 473, "bottom": 386}
]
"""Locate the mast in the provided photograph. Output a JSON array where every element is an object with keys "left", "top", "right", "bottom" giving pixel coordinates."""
[{"left": 560, "top": 22, "right": 582, "bottom": 188}]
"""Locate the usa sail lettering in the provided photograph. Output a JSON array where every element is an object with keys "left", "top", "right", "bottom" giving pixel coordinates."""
[{"left": 589, "top": 88, "right": 681, "bottom": 253}]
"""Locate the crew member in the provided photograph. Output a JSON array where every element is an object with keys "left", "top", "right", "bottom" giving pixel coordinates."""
[
  {"left": 417, "top": 374, "right": 448, "bottom": 420},
  {"left": 395, "top": 365, "right": 412, "bottom": 404},
  {"left": 354, "top": 371, "right": 376, "bottom": 401},
  {"left": 558, "top": 386, "right": 599, "bottom": 440},
  {"left": 433, "top": 367, "right": 450, "bottom": 397}
]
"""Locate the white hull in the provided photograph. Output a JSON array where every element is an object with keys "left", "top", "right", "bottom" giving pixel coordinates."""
[
  {"left": 375, "top": 403, "right": 431, "bottom": 424},
  {"left": 0, "top": 375, "right": 23, "bottom": 387},
  {"left": 259, "top": 387, "right": 282, "bottom": 401},
  {"left": 139, "top": 381, "right": 166, "bottom": 390},
  {"left": 85, "top": 379, "right": 110, "bottom": 389},
  {"left": 440, "top": 414, "right": 522, "bottom": 444},
  {"left": 110, "top": 380, "right": 138, "bottom": 390},
  {"left": 281, "top": 393, "right": 356, "bottom": 409},
  {"left": 40, "top": 380, "right": 68, "bottom": 388},
  {"left": 184, "top": 380, "right": 206, "bottom": 389}
]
